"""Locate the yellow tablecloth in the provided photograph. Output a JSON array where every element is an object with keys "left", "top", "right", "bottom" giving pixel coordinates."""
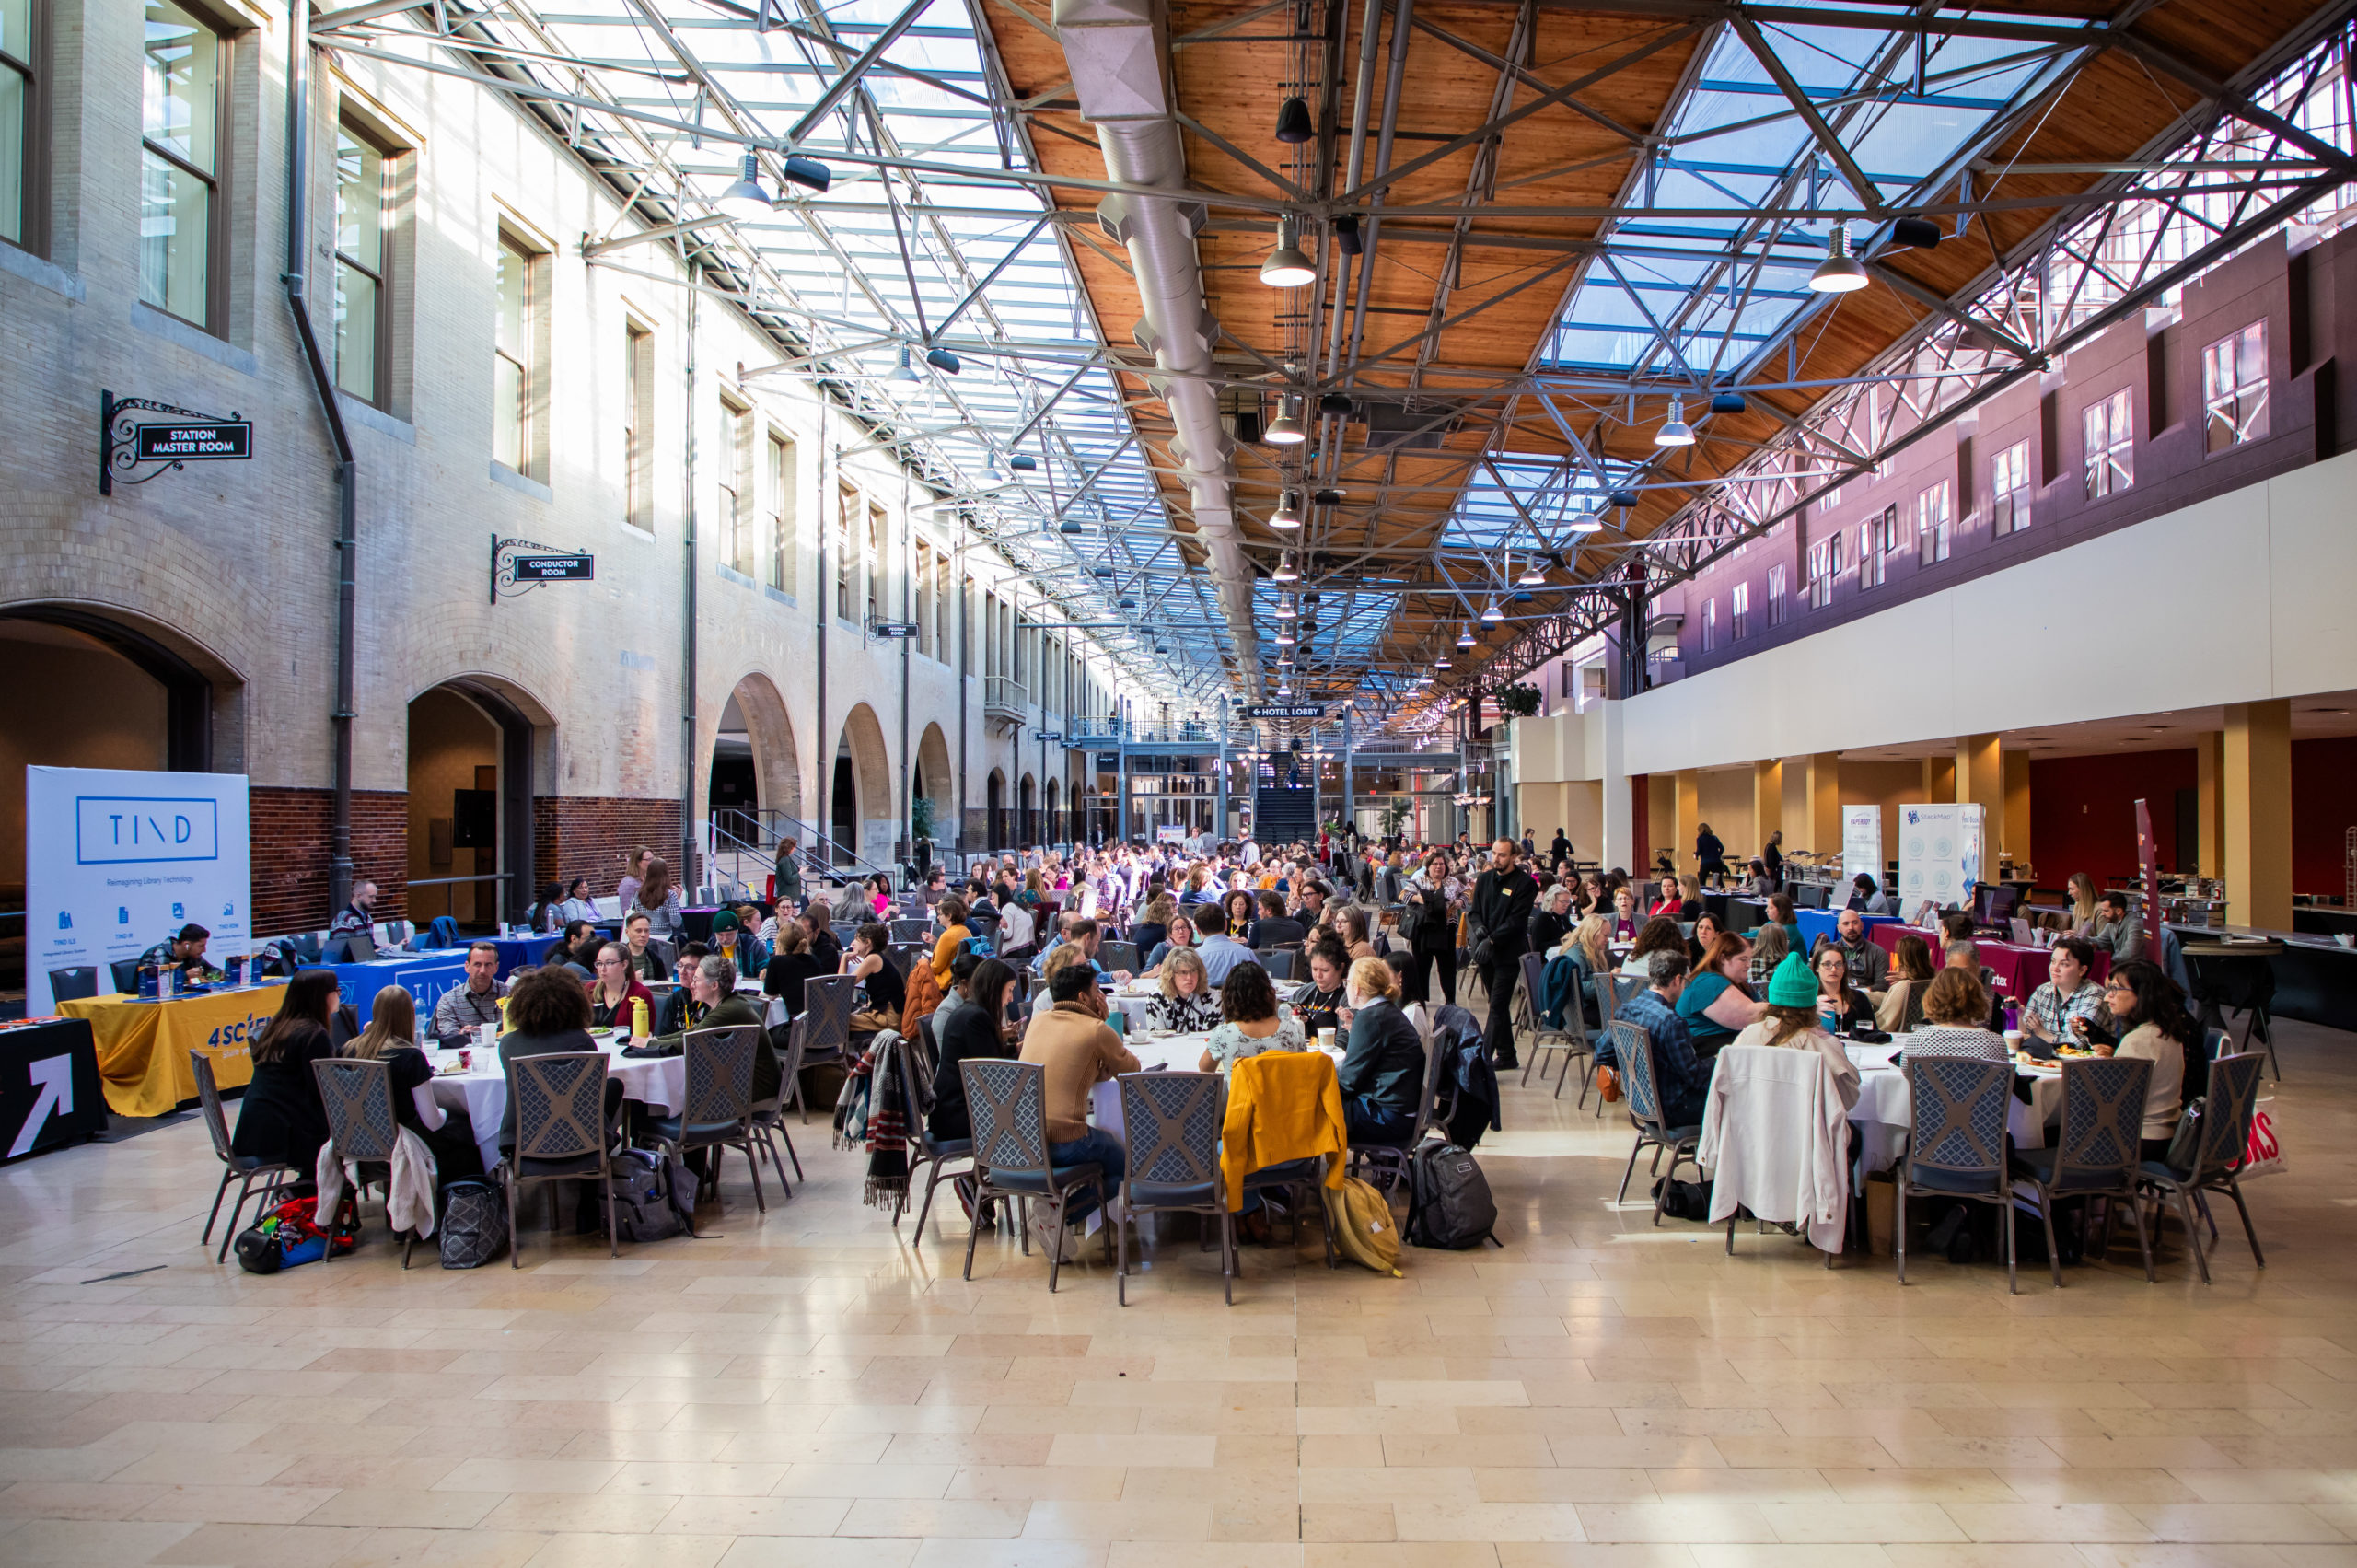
[{"left": 59, "top": 985, "right": 286, "bottom": 1118}]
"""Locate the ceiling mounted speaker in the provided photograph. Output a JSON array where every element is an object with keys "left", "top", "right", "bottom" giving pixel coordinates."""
[
  {"left": 1312, "top": 487, "right": 1346, "bottom": 505},
  {"left": 1333, "top": 214, "right": 1363, "bottom": 255},
  {"left": 1008, "top": 454, "right": 1038, "bottom": 471},
  {"left": 1708, "top": 391, "right": 1747, "bottom": 414},
  {"left": 1318, "top": 394, "right": 1353, "bottom": 417},
  {"left": 1890, "top": 216, "right": 1943, "bottom": 250},
  {"left": 1273, "top": 96, "right": 1314, "bottom": 144},
  {"left": 1608, "top": 488, "right": 1641, "bottom": 508}
]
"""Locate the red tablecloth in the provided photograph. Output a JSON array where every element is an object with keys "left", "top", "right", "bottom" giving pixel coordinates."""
[{"left": 1866, "top": 924, "right": 2107, "bottom": 994}]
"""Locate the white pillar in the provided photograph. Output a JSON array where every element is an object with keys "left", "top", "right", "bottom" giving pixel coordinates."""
[{"left": 1599, "top": 700, "right": 1631, "bottom": 871}]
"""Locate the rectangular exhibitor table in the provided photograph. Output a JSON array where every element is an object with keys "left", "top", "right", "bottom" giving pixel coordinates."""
[
  {"left": 58, "top": 983, "right": 288, "bottom": 1118},
  {"left": 305, "top": 950, "right": 471, "bottom": 1027},
  {"left": 0, "top": 1017, "right": 109, "bottom": 1159},
  {"left": 1796, "top": 909, "right": 1900, "bottom": 949}
]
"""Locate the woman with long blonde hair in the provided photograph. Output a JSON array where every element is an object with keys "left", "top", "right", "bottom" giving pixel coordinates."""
[{"left": 2067, "top": 871, "right": 2099, "bottom": 935}]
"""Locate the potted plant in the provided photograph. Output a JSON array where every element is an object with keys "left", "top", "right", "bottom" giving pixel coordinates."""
[{"left": 1495, "top": 682, "right": 1542, "bottom": 718}]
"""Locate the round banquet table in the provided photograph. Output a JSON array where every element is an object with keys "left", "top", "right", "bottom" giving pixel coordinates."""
[
  {"left": 1842, "top": 1037, "right": 2065, "bottom": 1180},
  {"left": 426, "top": 1036, "right": 684, "bottom": 1174}
]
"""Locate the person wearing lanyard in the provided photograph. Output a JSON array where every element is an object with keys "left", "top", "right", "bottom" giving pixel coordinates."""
[
  {"left": 1470, "top": 838, "right": 1538, "bottom": 1072},
  {"left": 430, "top": 944, "right": 508, "bottom": 1041}
]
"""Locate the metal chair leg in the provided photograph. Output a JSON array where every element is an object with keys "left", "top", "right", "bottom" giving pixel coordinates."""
[
  {"left": 1615, "top": 1136, "right": 1646, "bottom": 1203},
  {"left": 2126, "top": 1189, "right": 2155, "bottom": 1283},
  {"left": 2003, "top": 1198, "right": 2018, "bottom": 1295},
  {"left": 202, "top": 1168, "right": 235, "bottom": 1246},
  {"left": 961, "top": 1183, "right": 985, "bottom": 1281},
  {"left": 2177, "top": 1187, "right": 2211, "bottom": 1284},
  {"left": 2223, "top": 1174, "right": 2266, "bottom": 1266},
  {"left": 1895, "top": 1178, "right": 1909, "bottom": 1284},
  {"left": 2035, "top": 1187, "right": 2061, "bottom": 1289}
]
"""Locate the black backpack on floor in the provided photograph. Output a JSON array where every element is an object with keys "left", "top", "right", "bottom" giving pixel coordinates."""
[{"left": 1406, "top": 1142, "right": 1500, "bottom": 1249}]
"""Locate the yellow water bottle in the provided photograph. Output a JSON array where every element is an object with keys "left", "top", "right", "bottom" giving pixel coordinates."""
[{"left": 632, "top": 996, "right": 649, "bottom": 1038}]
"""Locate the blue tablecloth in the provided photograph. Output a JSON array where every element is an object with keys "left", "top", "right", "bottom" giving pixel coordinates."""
[
  {"left": 489, "top": 934, "right": 561, "bottom": 976},
  {"left": 303, "top": 950, "right": 470, "bottom": 1026},
  {"left": 1796, "top": 909, "right": 1901, "bottom": 949}
]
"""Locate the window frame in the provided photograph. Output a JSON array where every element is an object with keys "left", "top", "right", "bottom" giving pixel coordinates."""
[
  {"left": 139, "top": 0, "right": 231, "bottom": 334},
  {"left": 1, "top": 0, "right": 46, "bottom": 256},
  {"left": 2201, "top": 321, "right": 2270, "bottom": 455},
  {"left": 866, "top": 503, "right": 887, "bottom": 627},
  {"left": 621, "top": 320, "right": 654, "bottom": 530},
  {"left": 1806, "top": 533, "right": 1840, "bottom": 609},
  {"left": 331, "top": 116, "right": 394, "bottom": 408},
  {"left": 716, "top": 392, "right": 753, "bottom": 577},
  {"left": 1766, "top": 562, "right": 1789, "bottom": 627},
  {"left": 765, "top": 429, "right": 795, "bottom": 595},
  {"left": 492, "top": 228, "right": 547, "bottom": 479},
  {"left": 1915, "top": 479, "right": 1952, "bottom": 565},
  {"left": 1990, "top": 438, "right": 2031, "bottom": 536},
  {"left": 1730, "top": 580, "right": 1751, "bottom": 640},
  {"left": 2084, "top": 387, "right": 2134, "bottom": 499},
  {"left": 835, "top": 483, "right": 857, "bottom": 623}
]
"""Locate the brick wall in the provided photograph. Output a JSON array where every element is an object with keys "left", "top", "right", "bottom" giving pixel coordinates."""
[
  {"left": 534, "top": 796, "right": 683, "bottom": 900},
  {"left": 251, "top": 787, "right": 409, "bottom": 934}
]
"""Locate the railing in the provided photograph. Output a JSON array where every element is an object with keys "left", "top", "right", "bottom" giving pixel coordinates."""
[
  {"left": 984, "top": 676, "right": 1027, "bottom": 720},
  {"left": 702, "top": 812, "right": 899, "bottom": 891}
]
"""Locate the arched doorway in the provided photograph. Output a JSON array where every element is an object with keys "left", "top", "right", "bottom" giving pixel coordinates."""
[
  {"left": 913, "top": 722, "right": 954, "bottom": 855},
  {"left": 830, "top": 703, "right": 893, "bottom": 869},
  {"left": 1044, "top": 777, "right": 1060, "bottom": 848},
  {"left": 408, "top": 679, "right": 540, "bottom": 927},
  {"left": 986, "top": 768, "right": 1006, "bottom": 853},
  {"left": 710, "top": 675, "right": 801, "bottom": 882}
]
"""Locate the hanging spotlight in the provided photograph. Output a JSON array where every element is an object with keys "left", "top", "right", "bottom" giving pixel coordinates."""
[
  {"left": 1434, "top": 653, "right": 1452, "bottom": 669},
  {"left": 1810, "top": 221, "right": 1869, "bottom": 293},
  {"left": 780, "top": 154, "right": 832, "bottom": 193},
  {"left": 887, "top": 343, "right": 922, "bottom": 383},
  {"left": 1059, "top": 517, "right": 1084, "bottom": 535},
  {"left": 1312, "top": 487, "right": 1346, "bottom": 505},
  {"left": 1276, "top": 626, "right": 1295, "bottom": 645},
  {"left": 1273, "top": 554, "right": 1298, "bottom": 582},
  {"left": 1259, "top": 216, "right": 1317, "bottom": 288},
  {"left": 1271, "top": 490, "right": 1303, "bottom": 529},
  {"left": 717, "top": 152, "right": 772, "bottom": 220},
  {"left": 1517, "top": 557, "right": 1546, "bottom": 587},
  {"left": 1655, "top": 396, "right": 1694, "bottom": 447},
  {"left": 1481, "top": 598, "right": 1504, "bottom": 622},
  {"left": 1457, "top": 623, "right": 1475, "bottom": 649},
  {"left": 924, "top": 346, "right": 962, "bottom": 375},
  {"left": 1273, "top": 96, "right": 1314, "bottom": 144},
  {"left": 1318, "top": 393, "right": 1353, "bottom": 417},
  {"left": 1264, "top": 398, "right": 1307, "bottom": 445},
  {"left": 1276, "top": 597, "right": 1296, "bottom": 618}
]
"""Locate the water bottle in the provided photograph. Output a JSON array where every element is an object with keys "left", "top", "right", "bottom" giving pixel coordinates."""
[
  {"left": 2003, "top": 1000, "right": 2020, "bottom": 1032},
  {"left": 632, "top": 996, "right": 650, "bottom": 1038}
]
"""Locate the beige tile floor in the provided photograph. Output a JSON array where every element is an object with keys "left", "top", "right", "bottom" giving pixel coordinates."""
[{"left": 1, "top": 1016, "right": 2351, "bottom": 1568}]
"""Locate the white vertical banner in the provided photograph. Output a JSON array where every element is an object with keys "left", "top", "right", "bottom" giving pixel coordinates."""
[
  {"left": 25, "top": 767, "right": 252, "bottom": 1015},
  {"left": 1899, "top": 802, "right": 1968, "bottom": 912},
  {"left": 1840, "top": 805, "right": 1882, "bottom": 889},
  {"left": 1956, "top": 802, "right": 1986, "bottom": 891}
]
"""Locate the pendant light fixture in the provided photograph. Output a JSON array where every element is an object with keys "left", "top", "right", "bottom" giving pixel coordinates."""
[
  {"left": 1434, "top": 652, "right": 1452, "bottom": 669},
  {"left": 1517, "top": 556, "right": 1546, "bottom": 586},
  {"left": 1259, "top": 216, "right": 1317, "bottom": 288},
  {"left": 1263, "top": 397, "right": 1306, "bottom": 445},
  {"left": 1273, "top": 553, "right": 1298, "bottom": 582},
  {"left": 1810, "top": 220, "right": 1869, "bottom": 293},
  {"left": 1270, "top": 490, "right": 1303, "bottom": 529},
  {"left": 1457, "top": 622, "right": 1475, "bottom": 648},
  {"left": 1273, "top": 96, "right": 1314, "bottom": 144},
  {"left": 1481, "top": 598, "right": 1504, "bottom": 622},
  {"left": 923, "top": 345, "right": 962, "bottom": 375},
  {"left": 717, "top": 153, "right": 772, "bottom": 220},
  {"left": 1568, "top": 504, "right": 1602, "bottom": 534},
  {"left": 1275, "top": 625, "right": 1295, "bottom": 645},
  {"left": 1654, "top": 396, "right": 1694, "bottom": 447},
  {"left": 887, "top": 343, "right": 921, "bottom": 383},
  {"left": 1276, "top": 596, "right": 1296, "bottom": 618}
]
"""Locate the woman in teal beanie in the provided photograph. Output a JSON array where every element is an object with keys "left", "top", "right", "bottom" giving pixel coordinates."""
[{"left": 1730, "top": 953, "right": 1861, "bottom": 1110}]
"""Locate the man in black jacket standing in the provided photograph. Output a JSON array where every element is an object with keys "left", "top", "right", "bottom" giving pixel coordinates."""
[{"left": 1470, "top": 838, "right": 1538, "bottom": 1071}]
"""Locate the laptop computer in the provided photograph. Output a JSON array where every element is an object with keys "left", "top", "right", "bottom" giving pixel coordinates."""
[
  {"left": 326, "top": 931, "right": 377, "bottom": 964},
  {"left": 2010, "top": 917, "right": 2034, "bottom": 945}
]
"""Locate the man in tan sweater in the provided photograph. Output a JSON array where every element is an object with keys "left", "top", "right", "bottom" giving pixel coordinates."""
[{"left": 1018, "top": 961, "right": 1139, "bottom": 1233}]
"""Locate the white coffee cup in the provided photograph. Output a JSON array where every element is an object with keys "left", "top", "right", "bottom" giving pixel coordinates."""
[
  {"left": 476, "top": 1021, "right": 495, "bottom": 1049},
  {"left": 1318, "top": 1027, "right": 1337, "bottom": 1052}
]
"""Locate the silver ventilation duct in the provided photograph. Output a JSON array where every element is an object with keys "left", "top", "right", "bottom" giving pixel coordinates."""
[{"left": 1052, "top": 0, "right": 1265, "bottom": 699}]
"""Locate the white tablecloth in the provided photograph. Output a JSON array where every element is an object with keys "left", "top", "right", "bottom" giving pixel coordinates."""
[
  {"left": 1843, "top": 1037, "right": 2065, "bottom": 1178},
  {"left": 427, "top": 1037, "right": 690, "bottom": 1172}
]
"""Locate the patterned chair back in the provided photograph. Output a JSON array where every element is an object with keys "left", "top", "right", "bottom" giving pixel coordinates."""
[
  {"left": 893, "top": 1031, "right": 935, "bottom": 1144},
  {"left": 1593, "top": 972, "right": 1620, "bottom": 1031},
  {"left": 1119, "top": 1072, "right": 1223, "bottom": 1191},
  {"left": 2194, "top": 1051, "right": 2264, "bottom": 1179},
  {"left": 312, "top": 1056, "right": 401, "bottom": 1163},
  {"left": 190, "top": 1051, "right": 237, "bottom": 1164},
  {"left": 1904, "top": 1057, "right": 2012, "bottom": 1191},
  {"left": 888, "top": 943, "right": 929, "bottom": 979},
  {"left": 681, "top": 1025, "right": 759, "bottom": 1126},
  {"left": 889, "top": 919, "right": 932, "bottom": 944},
  {"left": 2049, "top": 1055, "right": 2150, "bottom": 1192},
  {"left": 1610, "top": 1019, "right": 1662, "bottom": 1128},
  {"left": 1099, "top": 941, "right": 1141, "bottom": 975},
  {"left": 803, "top": 975, "right": 857, "bottom": 1054},
  {"left": 961, "top": 1057, "right": 1051, "bottom": 1180},
  {"left": 510, "top": 1053, "right": 611, "bottom": 1161},
  {"left": 1519, "top": 951, "right": 1582, "bottom": 1041}
]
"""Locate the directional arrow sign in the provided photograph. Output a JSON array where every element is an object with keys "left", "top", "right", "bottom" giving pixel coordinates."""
[{"left": 6, "top": 1055, "right": 72, "bottom": 1159}]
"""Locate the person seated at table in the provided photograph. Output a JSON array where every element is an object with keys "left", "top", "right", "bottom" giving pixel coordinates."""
[
  {"left": 1729, "top": 954, "right": 1860, "bottom": 1111},
  {"left": 1607, "top": 883, "right": 1643, "bottom": 941},
  {"left": 1551, "top": 914, "right": 1612, "bottom": 1028},
  {"left": 1142, "top": 911, "right": 1196, "bottom": 973},
  {"left": 701, "top": 910, "right": 755, "bottom": 981},
  {"left": 1030, "top": 943, "right": 1086, "bottom": 1020},
  {"left": 933, "top": 947, "right": 982, "bottom": 1032},
  {"left": 343, "top": 987, "right": 482, "bottom": 1179},
  {"left": 588, "top": 942, "right": 656, "bottom": 1033},
  {"left": 931, "top": 958, "right": 1019, "bottom": 1144},
  {"left": 2023, "top": 935, "right": 2112, "bottom": 1050},
  {"left": 2067, "top": 871, "right": 2100, "bottom": 937},
  {"left": 2092, "top": 890, "right": 2146, "bottom": 963},
  {"left": 1740, "top": 858, "right": 1776, "bottom": 897},
  {"left": 1296, "top": 883, "right": 1330, "bottom": 931},
  {"left": 1289, "top": 939, "right": 1351, "bottom": 1038},
  {"left": 233, "top": 969, "right": 342, "bottom": 1188},
  {"left": 1875, "top": 934, "right": 1938, "bottom": 1030},
  {"left": 1190, "top": 902, "right": 1256, "bottom": 985},
  {"left": 1621, "top": 915, "right": 1686, "bottom": 976},
  {"left": 1898, "top": 968, "right": 2008, "bottom": 1062},
  {"left": 628, "top": 856, "right": 684, "bottom": 942},
  {"left": 430, "top": 944, "right": 508, "bottom": 1043},
  {"left": 616, "top": 846, "right": 654, "bottom": 912},
  {"left": 1649, "top": 872, "right": 1684, "bottom": 917},
  {"left": 1678, "top": 932, "right": 1769, "bottom": 1053},
  {"left": 736, "top": 904, "right": 773, "bottom": 969},
  {"left": 553, "top": 921, "right": 599, "bottom": 978},
  {"left": 557, "top": 877, "right": 598, "bottom": 925},
  {"left": 1146, "top": 947, "right": 1224, "bottom": 1034},
  {"left": 655, "top": 942, "right": 710, "bottom": 1035},
  {"left": 796, "top": 905, "right": 842, "bottom": 972},
  {"left": 2092, "top": 958, "right": 2193, "bottom": 1156},
  {"left": 651, "top": 954, "right": 777, "bottom": 1096},
  {"left": 1129, "top": 895, "right": 1173, "bottom": 967},
  {"left": 1527, "top": 881, "right": 1573, "bottom": 958},
  {"left": 1812, "top": 942, "right": 1875, "bottom": 1031},
  {"left": 527, "top": 881, "right": 567, "bottom": 935},
  {"left": 329, "top": 881, "right": 388, "bottom": 946},
  {"left": 1336, "top": 957, "right": 1421, "bottom": 1144},
  {"left": 1810, "top": 908, "right": 1884, "bottom": 992},
  {"left": 621, "top": 912, "right": 671, "bottom": 983},
  {"left": 1764, "top": 891, "right": 1801, "bottom": 945},
  {"left": 494, "top": 963, "right": 622, "bottom": 1153},
  {"left": 1217, "top": 889, "right": 1258, "bottom": 947},
  {"left": 138, "top": 922, "right": 223, "bottom": 988},
  {"left": 1337, "top": 909, "right": 1376, "bottom": 965},
  {"left": 1686, "top": 911, "right": 1725, "bottom": 968},
  {"left": 1250, "top": 889, "right": 1306, "bottom": 950},
  {"left": 1847, "top": 874, "right": 1898, "bottom": 915},
  {"left": 1747, "top": 921, "right": 1793, "bottom": 989},
  {"left": 1615, "top": 950, "right": 1714, "bottom": 1129},
  {"left": 1018, "top": 960, "right": 1139, "bottom": 1252},
  {"left": 762, "top": 922, "right": 827, "bottom": 1020},
  {"left": 844, "top": 923, "right": 905, "bottom": 1034}
]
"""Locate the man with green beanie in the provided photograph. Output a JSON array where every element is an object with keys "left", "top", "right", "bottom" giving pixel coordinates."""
[{"left": 708, "top": 908, "right": 767, "bottom": 980}]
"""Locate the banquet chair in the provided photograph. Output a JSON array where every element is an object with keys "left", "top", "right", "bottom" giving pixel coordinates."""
[
  {"left": 892, "top": 1030, "right": 970, "bottom": 1241},
  {"left": 47, "top": 966, "right": 98, "bottom": 1003},
  {"left": 889, "top": 918, "right": 932, "bottom": 944},
  {"left": 1347, "top": 1010, "right": 1455, "bottom": 1198},
  {"left": 2008, "top": 1055, "right": 2154, "bottom": 1287},
  {"left": 504, "top": 1053, "right": 620, "bottom": 1265},
  {"left": 793, "top": 975, "right": 858, "bottom": 1116},
  {"left": 2137, "top": 1051, "right": 2266, "bottom": 1284},
  {"left": 1098, "top": 941, "right": 1141, "bottom": 975},
  {"left": 1253, "top": 948, "right": 1295, "bottom": 981},
  {"left": 1896, "top": 1056, "right": 2020, "bottom": 1291},
  {"left": 1114, "top": 1071, "right": 1233, "bottom": 1306},
  {"left": 109, "top": 959, "right": 142, "bottom": 994},
  {"left": 887, "top": 942, "right": 930, "bottom": 980},
  {"left": 192, "top": 1051, "right": 296, "bottom": 1262},
  {"left": 959, "top": 1058, "right": 1109, "bottom": 1293},
  {"left": 750, "top": 1016, "right": 807, "bottom": 1181},
  {"left": 646, "top": 1025, "right": 767, "bottom": 1224},
  {"left": 311, "top": 1056, "right": 413, "bottom": 1267},
  {"left": 1610, "top": 1020, "right": 1702, "bottom": 1225},
  {"left": 1515, "top": 950, "right": 1590, "bottom": 1096}
]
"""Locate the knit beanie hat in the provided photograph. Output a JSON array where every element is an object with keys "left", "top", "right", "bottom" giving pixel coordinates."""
[
  {"left": 711, "top": 910, "right": 740, "bottom": 934},
  {"left": 1766, "top": 952, "right": 1818, "bottom": 1009}
]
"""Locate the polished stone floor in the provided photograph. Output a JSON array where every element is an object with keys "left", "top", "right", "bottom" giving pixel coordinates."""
[{"left": 0, "top": 1016, "right": 2351, "bottom": 1568}]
